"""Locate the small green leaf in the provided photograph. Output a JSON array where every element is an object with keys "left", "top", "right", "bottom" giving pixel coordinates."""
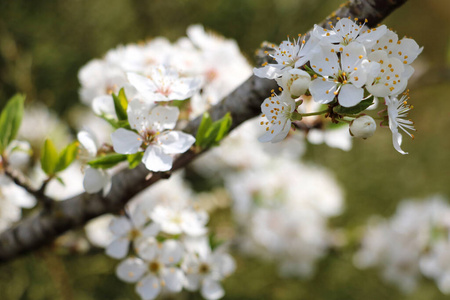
[
  {"left": 41, "top": 139, "right": 59, "bottom": 175},
  {"left": 195, "top": 112, "right": 213, "bottom": 147},
  {"left": 127, "top": 152, "right": 143, "bottom": 169},
  {"left": 55, "top": 141, "right": 79, "bottom": 172},
  {"left": 0, "top": 94, "right": 25, "bottom": 153},
  {"left": 201, "top": 113, "right": 233, "bottom": 148},
  {"left": 102, "top": 115, "right": 130, "bottom": 130},
  {"left": 213, "top": 112, "right": 232, "bottom": 143},
  {"left": 55, "top": 176, "right": 65, "bottom": 186},
  {"left": 112, "top": 88, "right": 128, "bottom": 121},
  {"left": 333, "top": 97, "right": 374, "bottom": 115},
  {"left": 88, "top": 153, "right": 127, "bottom": 169}
]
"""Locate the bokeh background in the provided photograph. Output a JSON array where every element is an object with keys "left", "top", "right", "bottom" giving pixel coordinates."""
[{"left": 1, "top": 0, "right": 450, "bottom": 299}]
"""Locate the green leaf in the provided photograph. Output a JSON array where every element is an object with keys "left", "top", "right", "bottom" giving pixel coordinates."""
[
  {"left": 88, "top": 153, "right": 127, "bottom": 169},
  {"left": 195, "top": 112, "right": 213, "bottom": 147},
  {"left": 201, "top": 113, "right": 233, "bottom": 148},
  {"left": 213, "top": 112, "right": 232, "bottom": 143},
  {"left": 333, "top": 97, "right": 374, "bottom": 115},
  {"left": 55, "top": 176, "right": 65, "bottom": 186},
  {"left": 127, "top": 152, "right": 143, "bottom": 169},
  {"left": 0, "top": 94, "right": 25, "bottom": 153},
  {"left": 40, "top": 139, "right": 59, "bottom": 175},
  {"left": 55, "top": 141, "right": 79, "bottom": 172},
  {"left": 112, "top": 88, "right": 128, "bottom": 121},
  {"left": 101, "top": 115, "right": 130, "bottom": 130}
]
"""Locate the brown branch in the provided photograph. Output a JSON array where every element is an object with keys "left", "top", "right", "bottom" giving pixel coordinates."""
[{"left": 0, "top": 0, "right": 408, "bottom": 263}]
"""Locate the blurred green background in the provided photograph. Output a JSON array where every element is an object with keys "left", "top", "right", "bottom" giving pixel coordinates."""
[{"left": 1, "top": 0, "right": 450, "bottom": 299}]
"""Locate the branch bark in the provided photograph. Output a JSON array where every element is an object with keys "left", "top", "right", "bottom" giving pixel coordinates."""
[{"left": 0, "top": 0, "right": 408, "bottom": 263}]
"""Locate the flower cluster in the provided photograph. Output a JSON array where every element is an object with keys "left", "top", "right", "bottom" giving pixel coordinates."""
[
  {"left": 254, "top": 17, "right": 422, "bottom": 154},
  {"left": 193, "top": 119, "right": 344, "bottom": 278},
  {"left": 97, "top": 173, "right": 236, "bottom": 300},
  {"left": 354, "top": 195, "right": 450, "bottom": 294},
  {"left": 76, "top": 25, "right": 252, "bottom": 193}
]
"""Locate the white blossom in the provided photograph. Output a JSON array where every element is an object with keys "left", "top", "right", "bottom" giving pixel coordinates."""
[
  {"left": 258, "top": 91, "right": 296, "bottom": 143},
  {"left": 254, "top": 35, "right": 318, "bottom": 79},
  {"left": 111, "top": 99, "right": 195, "bottom": 172},
  {"left": 127, "top": 65, "right": 201, "bottom": 103}
]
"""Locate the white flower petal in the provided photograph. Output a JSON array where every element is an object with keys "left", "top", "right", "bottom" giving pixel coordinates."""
[
  {"left": 310, "top": 49, "right": 339, "bottom": 77},
  {"left": 338, "top": 84, "right": 364, "bottom": 107},
  {"left": 109, "top": 216, "right": 133, "bottom": 236},
  {"left": 116, "top": 257, "right": 147, "bottom": 283},
  {"left": 83, "top": 167, "right": 108, "bottom": 194},
  {"left": 214, "top": 253, "right": 236, "bottom": 277},
  {"left": 253, "top": 65, "right": 284, "bottom": 79},
  {"left": 309, "top": 79, "right": 337, "bottom": 104},
  {"left": 159, "top": 131, "right": 195, "bottom": 154},
  {"left": 162, "top": 267, "right": 184, "bottom": 292},
  {"left": 92, "top": 95, "right": 117, "bottom": 118},
  {"left": 136, "top": 274, "right": 161, "bottom": 300},
  {"left": 141, "top": 222, "right": 161, "bottom": 237},
  {"left": 127, "top": 72, "right": 158, "bottom": 98},
  {"left": 201, "top": 278, "right": 225, "bottom": 300},
  {"left": 127, "top": 98, "right": 155, "bottom": 131},
  {"left": 106, "top": 237, "right": 130, "bottom": 259},
  {"left": 161, "top": 240, "right": 184, "bottom": 265},
  {"left": 135, "top": 237, "right": 159, "bottom": 261},
  {"left": 77, "top": 131, "right": 98, "bottom": 157},
  {"left": 149, "top": 106, "right": 179, "bottom": 130},
  {"left": 341, "top": 43, "right": 366, "bottom": 73},
  {"left": 111, "top": 128, "right": 142, "bottom": 154},
  {"left": 142, "top": 145, "right": 173, "bottom": 172}
]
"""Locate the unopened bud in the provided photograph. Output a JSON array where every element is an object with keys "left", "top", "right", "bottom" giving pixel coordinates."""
[
  {"left": 278, "top": 69, "right": 311, "bottom": 97},
  {"left": 349, "top": 115, "right": 376, "bottom": 139}
]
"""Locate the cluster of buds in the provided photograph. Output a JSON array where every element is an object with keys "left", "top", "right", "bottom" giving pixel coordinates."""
[{"left": 254, "top": 17, "right": 422, "bottom": 154}]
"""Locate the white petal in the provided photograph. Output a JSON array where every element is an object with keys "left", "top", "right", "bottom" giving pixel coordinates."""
[
  {"left": 201, "top": 278, "right": 225, "bottom": 300},
  {"left": 92, "top": 95, "right": 117, "bottom": 118},
  {"left": 106, "top": 237, "right": 130, "bottom": 259},
  {"left": 310, "top": 48, "right": 339, "bottom": 76},
  {"left": 161, "top": 240, "right": 184, "bottom": 265},
  {"left": 109, "top": 216, "right": 133, "bottom": 236},
  {"left": 162, "top": 267, "right": 184, "bottom": 292},
  {"left": 309, "top": 79, "right": 337, "bottom": 104},
  {"left": 149, "top": 106, "right": 179, "bottom": 130},
  {"left": 116, "top": 257, "right": 147, "bottom": 283},
  {"left": 83, "top": 167, "right": 108, "bottom": 194},
  {"left": 169, "top": 77, "right": 201, "bottom": 101},
  {"left": 341, "top": 42, "right": 366, "bottom": 73},
  {"left": 111, "top": 128, "right": 142, "bottom": 154},
  {"left": 77, "top": 131, "right": 98, "bottom": 157},
  {"left": 253, "top": 65, "right": 284, "bottom": 79},
  {"left": 270, "top": 120, "right": 292, "bottom": 143},
  {"left": 338, "top": 84, "right": 364, "bottom": 107},
  {"left": 141, "top": 222, "right": 161, "bottom": 237},
  {"left": 127, "top": 98, "right": 155, "bottom": 131},
  {"left": 214, "top": 253, "right": 236, "bottom": 277},
  {"left": 136, "top": 274, "right": 161, "bottom": 300},
  {"left": 356, "top": 25, "right": 387, "bottom": 48},
  {"left": 392, "top": 38, "right": 423, "bottom": 64},
  {"left": 127, "top": 72, "right": 158, "bottom": 96},
  {"left": 135, "top": 237, "right": 159, "bottom": 261},
  {"left": 159, "top": 131, "right": 195, "bottom": 154},
  {"left": 142, "top": 145, "right": 173, "bottom": 172}
]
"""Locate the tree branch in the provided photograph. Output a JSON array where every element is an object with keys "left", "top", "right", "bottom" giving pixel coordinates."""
[{"left": 0, "top": 0, "right": 408, "bottom": 263}]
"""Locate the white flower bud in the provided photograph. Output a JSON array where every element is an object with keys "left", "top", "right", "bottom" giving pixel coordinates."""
[
  {"left": 349, "top": 115, "right": 376, "bottom": 139},
  {"left": 279, "top": 69, "right": 311, "bottom": 97}
]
